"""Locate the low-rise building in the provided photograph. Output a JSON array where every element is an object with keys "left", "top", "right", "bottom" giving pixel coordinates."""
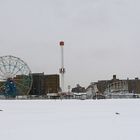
[{"left": 87, "top": 75, "right": 140, "bottom": 98}]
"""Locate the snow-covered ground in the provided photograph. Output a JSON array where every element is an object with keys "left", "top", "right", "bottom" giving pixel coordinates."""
[{"left": 0, "top": 99, "right": 140, "bottom": 140}]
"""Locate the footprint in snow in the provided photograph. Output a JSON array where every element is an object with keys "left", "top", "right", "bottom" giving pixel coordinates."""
[{"left": 115, "top": 112, "right": 120, "bottom": 115}]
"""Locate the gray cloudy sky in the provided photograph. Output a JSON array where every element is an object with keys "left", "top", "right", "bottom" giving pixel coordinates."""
[{"left": 0, "top": 0, "right": 140, "bottom": 89}]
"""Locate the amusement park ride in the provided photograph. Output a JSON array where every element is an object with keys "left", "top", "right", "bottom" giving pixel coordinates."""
[
  {"left": 0, "top": 41, "right": 65, "bottom": 98},
  {"left": 0, "top": 55, "right": 32, "bottom": 98},
  {"left": 59, "top": 41, "right": 65, "bottom": 92}
]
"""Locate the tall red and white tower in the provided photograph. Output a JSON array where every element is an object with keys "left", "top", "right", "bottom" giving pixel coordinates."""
[{"left": 59, "top": 41, "right": 65, "bottom": 92}]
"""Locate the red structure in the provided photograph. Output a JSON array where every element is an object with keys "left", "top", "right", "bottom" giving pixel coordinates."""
[{"left": 59, "top": 41, "right": 64, "bottom": 46}]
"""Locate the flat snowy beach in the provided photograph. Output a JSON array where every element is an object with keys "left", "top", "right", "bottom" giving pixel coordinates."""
[{"left": 0, "top": 99, "right": 140, "bottom": 140}]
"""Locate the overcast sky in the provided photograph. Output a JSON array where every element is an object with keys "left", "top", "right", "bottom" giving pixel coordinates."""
[{"left": 0, "top": 0, "right": 140, "bottom": 89}]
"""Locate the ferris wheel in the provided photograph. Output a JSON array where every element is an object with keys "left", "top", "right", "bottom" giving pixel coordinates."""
[{"left": 0, "top": 55, "right": 32, "bottom": 98}]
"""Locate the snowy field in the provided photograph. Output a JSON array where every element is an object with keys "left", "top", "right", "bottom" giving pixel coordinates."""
[{"left": 0, "top": 99, "right": 140, "bottom": 140}]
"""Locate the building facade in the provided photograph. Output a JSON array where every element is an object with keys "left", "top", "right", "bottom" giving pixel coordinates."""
[
  {"left": 87, "top": 75, "right": 140, "bottom": 98},
  {"left": 44, "top": 74, "right": 60, "bottom": 94},
  {"left": 29, "top": 73, "right": 60, "bottom": 96}
]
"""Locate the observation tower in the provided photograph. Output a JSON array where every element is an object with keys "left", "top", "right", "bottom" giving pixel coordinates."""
[{"left": 59, "top": 41, "right": 65, "bottom": 92}]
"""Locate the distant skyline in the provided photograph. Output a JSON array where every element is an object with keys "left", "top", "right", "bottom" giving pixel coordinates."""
[{"left": 0, "top": 0, "right": 140, "bottom": 89}]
